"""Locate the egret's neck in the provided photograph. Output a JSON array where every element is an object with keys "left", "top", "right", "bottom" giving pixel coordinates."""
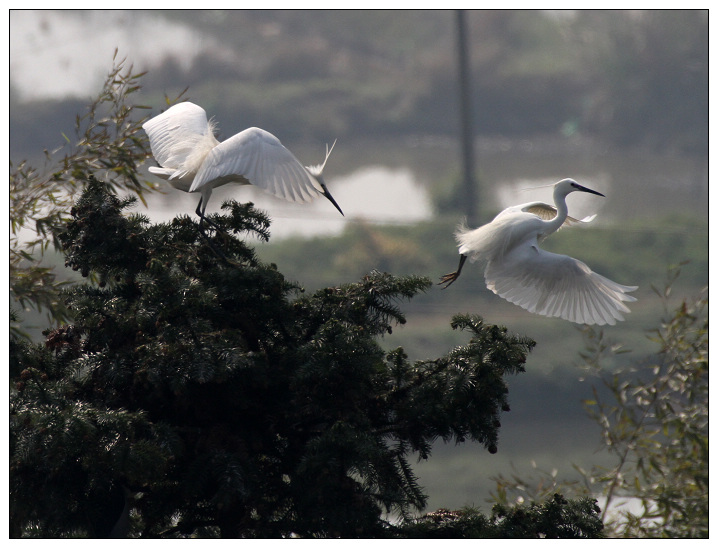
[{"left": 545, "top": 188, "right": 570, "bottom": 234}]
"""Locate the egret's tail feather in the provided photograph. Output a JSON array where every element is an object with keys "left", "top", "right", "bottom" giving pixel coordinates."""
[{"left": 455, "top": 215, "right": 519, "bottom": 263}]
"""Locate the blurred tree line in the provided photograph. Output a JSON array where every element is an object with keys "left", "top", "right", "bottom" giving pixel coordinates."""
[
  {"left": 10, "top": 10, "right": 707, "bottom": 161},
  {"left": 9, "top": 47, "right": 707, "bottom": 539},
  {"left": 10, "top": 57, "right": 602, "bottom": 539}
]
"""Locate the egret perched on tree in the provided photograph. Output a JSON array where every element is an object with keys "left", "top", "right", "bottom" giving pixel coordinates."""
[
  {"left": 438, "top": 178, "right": 637, "bottom": 326},
  {"left": 142, "top": 102, "right": 344, "bottom": 232}
]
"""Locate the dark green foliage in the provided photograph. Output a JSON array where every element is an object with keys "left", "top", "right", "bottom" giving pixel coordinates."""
[
  {"left": 10, "top": 178, "right": 535, "bottom": 538},
  {"left": 398, "top": 494, "right": 603, "bottom": 538},
  {"left": 386, "top": 315, "right": 532, "bottom": 459}
]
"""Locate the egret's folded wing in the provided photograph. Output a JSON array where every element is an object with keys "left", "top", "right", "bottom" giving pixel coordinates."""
[
  {"left": 190, "top": 127, "right": 323, "bottom": 203},
  {"left": 147, "top": 166, "right": 175, "bottom": 181},
  {"left": 520, "top": 202, "right": 557, "bottom": 221},
  {"left": 497, "top": 202, "right": 595, "bottom": 227},
  {"left": 568, "top": 214, "right": 597, "bottom": 225},
  {"left": 484, "top": 241, "right": 637, "bottom": 326},
  {"left": 142, "top": 102, "right": 214, "bottom": 169}
]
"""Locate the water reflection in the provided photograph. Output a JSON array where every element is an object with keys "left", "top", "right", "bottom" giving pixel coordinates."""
[
  {"left": 141, "top": 143, "right": 707, "bottom": 241},
  {"left": 143, "top": 165, "right": 433, "bottom": 240},
  {"left": 330, "top": 166, "right": 433, "bottom": 223}
]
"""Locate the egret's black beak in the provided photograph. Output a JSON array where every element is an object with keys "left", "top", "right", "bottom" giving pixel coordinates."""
[
  {"left": 321, "top": 184, "right": 344, "bottom": 216},
  {"left": 573, "top": 182, "right": 605, "bottom": 197}
]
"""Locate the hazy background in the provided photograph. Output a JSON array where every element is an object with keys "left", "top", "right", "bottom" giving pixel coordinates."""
[{"left": 10, "top": 9, "right": 708, "bottom": 514}]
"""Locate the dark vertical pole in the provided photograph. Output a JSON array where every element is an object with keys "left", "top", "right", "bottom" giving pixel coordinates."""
[{"left": 456, "top": 9, "right": 478, "bottom": 226}]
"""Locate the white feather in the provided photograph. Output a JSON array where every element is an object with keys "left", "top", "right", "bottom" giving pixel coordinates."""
[
  {"left": 440, "top": 178, "right": 637, "bottom": 325},
  {"left": 189, "top": 127, "right": 323, "bottom": 203},
  {"left": 142, "top": 102, "right": 343, "bottom": 217},
  {"left": 484, "top": 238, "right": 637, "bottom": 326},
  {"left": 142, "top": 102, "right": 219, "bottom": 192}
]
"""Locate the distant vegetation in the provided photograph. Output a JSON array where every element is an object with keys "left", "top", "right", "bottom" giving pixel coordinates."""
[
  {"left": 11, "top": 9, "right": 707, "bottom": 357},
  {"left": 256, "top": 212, "right": 707, "bottom": 297},
  {"left": 9, "top": 27, "right": 708, "bottom": 534},
  {"left": 11, "top": 10, "right": 708, "bottom": 161}
]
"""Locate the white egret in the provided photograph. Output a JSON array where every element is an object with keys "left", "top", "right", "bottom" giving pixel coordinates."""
[
  {"left": 142, "top": 102, "right": 344, "bottom": 231},
  {"left": 438, "top": 178, "right": 637, "bottom": 326}
]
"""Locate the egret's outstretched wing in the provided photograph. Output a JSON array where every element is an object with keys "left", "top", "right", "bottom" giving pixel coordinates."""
[
  {"left": 484, "top": 239, "right": 637, "bottom": 326},
  {"left": 143, "top": 102, "right": 215, "bottom": 171},
  {"left": 189, "top": 127, "right": 324, "bottom": 203},
  {"left": 497, "top": 202, "right": 595, "bottom": 226}
]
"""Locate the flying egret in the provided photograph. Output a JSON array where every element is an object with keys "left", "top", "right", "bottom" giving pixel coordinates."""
[
  {"left": 142, "top": 102, "right": 344, "bottom": 232},
  {"left": 438, "top": 178, "right": 637, "bottom": 326}
]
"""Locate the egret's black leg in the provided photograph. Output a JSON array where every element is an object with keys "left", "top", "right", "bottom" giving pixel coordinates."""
[
  {"left": 438, "top": 254, "right": 467, "bottom": 289},
  {"left": 195, "top": 197, "right": 222, "bottom": 231},
  {"left": 195, "top": 197, "right": 230, "bottom": 261}
]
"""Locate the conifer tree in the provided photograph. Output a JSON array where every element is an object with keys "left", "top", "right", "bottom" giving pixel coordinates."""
[
  {"left": 10, "top": 177, "right": 544, "bottom": 538},
  {"left": 398, "top": 494, "right": 603, "bottom": 538}
]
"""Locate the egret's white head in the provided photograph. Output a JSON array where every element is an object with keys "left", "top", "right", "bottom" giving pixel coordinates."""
[{"left": 554, "top": 178, "right": 605, "bottom": 198}]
